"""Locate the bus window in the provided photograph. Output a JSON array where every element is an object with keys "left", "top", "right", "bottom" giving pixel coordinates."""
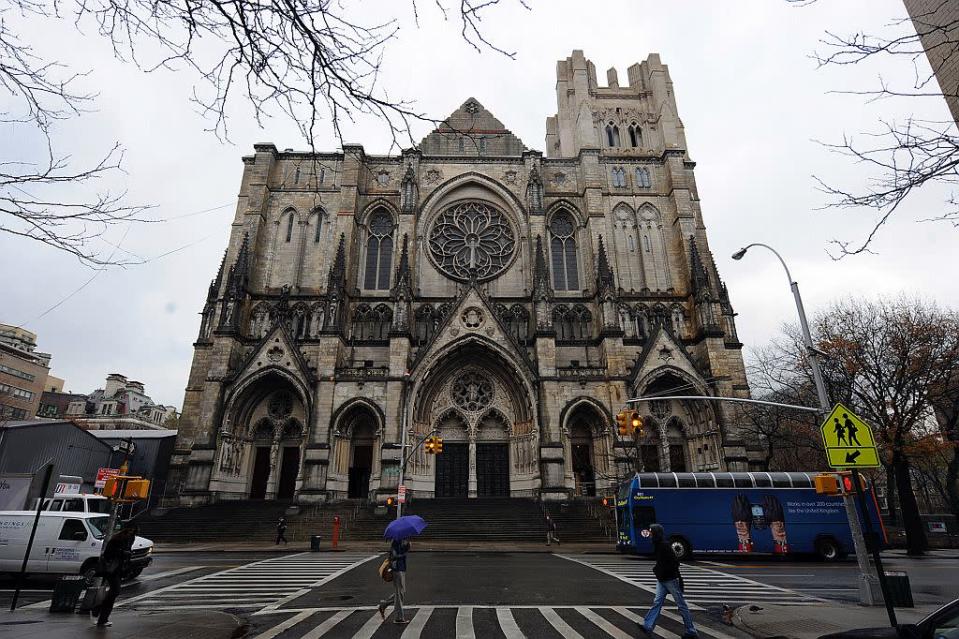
[
  {"left": 632, "top": 506, "right": 657, "bottom": 532},
  {"left": 770, "top": 472, "right": 792, "bottom": 487},
  {"left": 677, "top": 474, "right": 695, "bottom": 488},
  {"left": 659, "top": 474, "right": 677, "bottom": 487},
  {"left": 753, "top": 473, "right": 772, "bottom": 487},
  {"left": 636, "top": 474, "right": 659, "bottom": 488},
  {"left": 788, "top": 472, "right": 813, "bottom": 488},
  {"left": 693, "top": 473, "right": 714, "bottom": 487},
  {"left": 732, "top": 473, "right": 754, "bottom": 488},
  {"left": 715, "top": 474, "right": 734, "bottom": 488}
]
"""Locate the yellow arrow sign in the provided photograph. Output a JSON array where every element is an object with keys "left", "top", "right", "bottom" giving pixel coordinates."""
[{"left": 820, "top": 403, "right": 880, "bottom": 469}]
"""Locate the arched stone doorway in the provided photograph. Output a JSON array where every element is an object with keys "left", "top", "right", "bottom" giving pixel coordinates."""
[
  {"left": 633, "top": 369, "right": 721, "bottom": 472},
  {"left": 214, "top": 371, "right": 309, "bottom": 501},
  {"left": 409, "top": 342, "right": 536, "bottom": 498},
  {"left": 331, "top": 402, "right": 380, "bottom": 500},
  {"left": 563, "top": 402, "right": 612, "bottom": 497}
]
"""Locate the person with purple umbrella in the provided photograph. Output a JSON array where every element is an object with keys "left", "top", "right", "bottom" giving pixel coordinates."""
[
  {"left": 378, "top": 535, "right": 411, "bottom": 624},
  {"left": 378, "top": 514, "right": 427, "bottom": 625}
]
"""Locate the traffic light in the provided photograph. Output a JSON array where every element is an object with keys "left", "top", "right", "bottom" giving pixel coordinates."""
[
  {"left": 434, "top": 437, "right": 443, "bottom": 454},
  {"left": 386, "top": 497, "right": 394, "bottom": 507},
  {"left": 424, "top": 437, "right": 435, "bottom": 454},
  {"left": 616, "top": 410, "right": 629, "bottom": 436},
  {"left": 123, "top": 479, "right": 151, "bottom": 500},
  {"left": 629, "top": 411, "right": 643, "bottom": 435},
  {"left": 838, "top": 472, "right": 867, "bottom": 494},
  {"left": 814, "top": 473, "right": 839, "bottom": 495}
]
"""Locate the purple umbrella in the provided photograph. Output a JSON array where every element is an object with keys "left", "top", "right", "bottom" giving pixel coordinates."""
[{"left": 384, "top": 515, "right": 428, "bottom": 540}]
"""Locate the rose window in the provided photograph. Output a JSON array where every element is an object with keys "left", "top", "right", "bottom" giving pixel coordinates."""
[
  {"left": 428, "top": 201, "right": 515, "bottom": 281},
  {"left": 451, "top": 371, "right": 493, "bottom": 413}
]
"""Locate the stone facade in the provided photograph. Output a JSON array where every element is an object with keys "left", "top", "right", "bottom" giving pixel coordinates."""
[
  {"left": 904, "top": 0, "right": 959, "bottom": 124},
  {"left": 170, "top": 50, "right": 753, "bottom": 505}
]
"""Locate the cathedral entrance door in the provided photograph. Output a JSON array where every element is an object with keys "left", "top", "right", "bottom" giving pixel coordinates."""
[
  {"left": 348, "top": 443, "right": 373, "bottom": 499},
  {"left": 249, "top": 447, "right": 271, "bottom": 499},
  {"left": 435, "top": 443, "right": 468, "bottom": 498},
  {"left": 476, "top": 443, "right": 509, "bottom": 497},
  {"left": 572, "top": 443, "right": 596, "bottom": 497},
  {"left": 277, "top": 446, "right": 300, "bottom": 500}
]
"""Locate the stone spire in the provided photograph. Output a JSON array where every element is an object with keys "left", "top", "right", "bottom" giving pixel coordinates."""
[
  {"left": 207, "top": 248, "right": 227, "bottom": 302},
  {"left": 218, "top": 233, "right": 250, "bottom": 331},
  {"left": 596, "top": 236, "right": 616, "bottom": 298},
  {"left": 323, "top": 234, "right": 347, "bottom": 331},
  {"left": 391, "top": 234, "right": 412, "bottom": 332},
  {"left": 532, "top": 235, "right": 553, "bottom": 331},
  {"left": 689, "top": 236, "right": 710, "bottom": 296}
]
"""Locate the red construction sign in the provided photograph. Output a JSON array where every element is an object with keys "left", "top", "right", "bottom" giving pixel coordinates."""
[{"left": 95, "top": 467, "right": 120, "bottom": 489}]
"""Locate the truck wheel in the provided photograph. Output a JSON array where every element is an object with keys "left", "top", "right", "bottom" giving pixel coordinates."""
[
  {"left": 816, "top": 537, "right": 841, "bottom": 562},
  {"left": 669, "top": 536, "right": 693, "bottom": 561},
  {"left": 123, "top": 568, "right": 144, "bottom": 580},
  {"left": 80, "top": 560, "right": 98, "bottom": 586}
]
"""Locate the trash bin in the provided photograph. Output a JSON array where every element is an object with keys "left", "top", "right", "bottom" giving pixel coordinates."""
[
  {"left": 50, "top": 575, "right": 87, "bottom": 613},
  {"left": 883, "top": 571, "right": 914, "bottom": 608},
  {"left": 310, "top": 534, "right": 322, "bottom": 551}
]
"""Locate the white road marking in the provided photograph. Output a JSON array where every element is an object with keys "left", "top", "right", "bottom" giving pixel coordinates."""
[
  {"left": 301, "top": 610, "right": 352, "bottom": 639},
  {"left": 541, "top": 607, "right": 584, "bottom": 639},
  {"left": 456, "top": 605, "right": 476, "bottom": 639},
  {"left": 401, "top": 606, "right": 434, "bottom": 639},
  {"left": 251, "top": 609, "right": 316, "bottom": 639},
  {"left": 496, "top": 607, "right": 525, "bottom": 639},
  {"left": 578, "top": 607, "right": 631, "bottom": 639}
]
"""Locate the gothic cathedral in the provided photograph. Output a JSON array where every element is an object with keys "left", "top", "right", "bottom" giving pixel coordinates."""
[{"left": 171, "top": 51, "right": 754, "bottom": 505}]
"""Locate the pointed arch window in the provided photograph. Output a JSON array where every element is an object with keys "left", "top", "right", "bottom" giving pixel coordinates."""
[
  {"left": 628, "top": 123, "right": 642, "bottom": 148},
  {"left": 414, "top": 305, "right": 437, "bottom": 345},
  {"left": 364, "top": 210, "right": 394, "bottom": 290},
  {"left": 553, "top": 304, "right": 592, "bottom": 341},
  {"left": 352, "top": 303, "right": 392, "bottom": 340},
  {"left": 284, "top": 211, "right": 296, "bottom": 242},
  {"left": 549, "top": 211, "right": 580, "bottom": 291},
  {"left": 508, "top": 304, "right": 530, "bottom": 342},
  {"left": 311, "top": 210, "right": 324, "bottom": 243},
  {"left": 605, "top": 122, "right": 621, "bottom": 147}
]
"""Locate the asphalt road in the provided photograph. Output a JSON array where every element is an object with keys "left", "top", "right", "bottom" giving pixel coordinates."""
[{"left": 3, "top": 550, "right": 956, "bottom": 638}]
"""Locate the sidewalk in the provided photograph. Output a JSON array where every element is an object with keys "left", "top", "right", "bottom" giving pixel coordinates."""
[
  {"left": 152, "top": 539, "right": 619, "bottom": 553},
  {"left": 732, "top": 603, "right": 940, "bottom": 639},
  {"left": 0, "top": 609, "right": 244, "bottom": 639}
]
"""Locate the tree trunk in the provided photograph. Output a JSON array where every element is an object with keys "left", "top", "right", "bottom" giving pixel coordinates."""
[
  {"left": 893, "top": 455, "right": 928, "bottom": 556},
  {"left": 884, "top": 463, "right": 898, "bottom": 525}
]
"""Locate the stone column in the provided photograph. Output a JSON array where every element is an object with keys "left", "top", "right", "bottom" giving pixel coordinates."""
[
  {"left": 468, "top": 435, "right": 478, "bottom": 498},
  {"left": 659, "top": 420, "right": 671, "bottom": 472}
]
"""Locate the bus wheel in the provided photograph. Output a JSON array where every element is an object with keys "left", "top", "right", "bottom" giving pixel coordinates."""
[
  {"left": 669, "top": 536, "right": 692, "bottom": 561},
  {"left": 815, "top": 537, "right": 841, "bottom": 562}
]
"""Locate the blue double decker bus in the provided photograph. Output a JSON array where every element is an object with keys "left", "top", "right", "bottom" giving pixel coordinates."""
[{"left": 616, "top": 472, "right": 885, "bottom": 561}]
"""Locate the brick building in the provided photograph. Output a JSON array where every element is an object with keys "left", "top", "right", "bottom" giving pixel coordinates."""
[
  {"left": 171, "top": 50, "right": 753, "bottom": 506},
  {"left": 0, "top": 324, "right": 49, "bottom": 420}
]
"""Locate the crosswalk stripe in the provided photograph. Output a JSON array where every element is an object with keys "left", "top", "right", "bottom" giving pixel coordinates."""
[
  {"left": 614, "top": 607, "right": 682, "bottom": 639},
  {"left": 456, "top": 606, "right": 475, "bottom": 639},
  {"left": 301, "top": 610, "right": 352, "bottom": 639},
  {"left": 352, "top": 611, "right": 384, "bottom": 639},
  {"left": 252, "top": 609, "right": 316, "bottom": 639},
  {"left": 496, "top": 608, "right": 525, "bottom": 639},
  {"left": 541, "top": 608, "right": 584, "bottom": 639},
  {"left": 577, "top": 607, "right": 631, "bottom": 639},
  {"left": 401, "top": 606, "right": 434, "bottom": 639}
]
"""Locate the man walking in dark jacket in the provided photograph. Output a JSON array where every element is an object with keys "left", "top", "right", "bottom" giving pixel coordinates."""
[
  {"left": 641, "top": 524, "right": 698, "bottom": 638},
  {"left": 91, "top": 524, "right": 136, "bottom": 627},
  {"left": 275, "top": 517, "right": 288, "bottom": 545}
]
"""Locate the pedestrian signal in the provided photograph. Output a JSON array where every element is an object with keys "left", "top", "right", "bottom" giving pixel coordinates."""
[
  {"left": 123, "top": 479, "right": 150, "bottom": 500},
  {"left": 434, "top": 437, "right": 443, "bottom": 454},
  {"left": 616, "top": 411, "right": 629, "bottom": 436},
  {"left": 425, "top": 436, "right": 436, "bottom": 454},
  {"left": 386, "top": 497, "right": 394, "bottom": 506},
  {"left": 814, "top": 474, "right": 839, "bottom": 495},
  {"left": 630, "top": 412, "right": 643, "bottom": 434},
  {"left": 838, "top": 472, "right": 867, "bottom": 494}
]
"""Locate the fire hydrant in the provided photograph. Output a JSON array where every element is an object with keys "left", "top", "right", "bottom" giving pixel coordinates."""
[{"left": 332, "top": 515, "right": 341, "bottom": 550}]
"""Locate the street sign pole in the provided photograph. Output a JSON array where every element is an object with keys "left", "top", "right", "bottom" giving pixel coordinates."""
[{"left": 851, "top": 468, "right": 897, "bottom": 627}]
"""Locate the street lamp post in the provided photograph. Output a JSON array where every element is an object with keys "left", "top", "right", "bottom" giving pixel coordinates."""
[{"left": 732, "top": 243, "right": 881, "bottom": 607}]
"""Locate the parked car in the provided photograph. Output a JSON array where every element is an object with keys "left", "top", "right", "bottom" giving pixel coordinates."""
[
  {"left": 819, "top": 599, "right": 959, "bottom": 639},
  {"left": 0, "top": 511, "right": 153, "bottom": 582}
]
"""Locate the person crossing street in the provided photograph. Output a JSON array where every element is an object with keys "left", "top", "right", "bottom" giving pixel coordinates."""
[
  {"left": 640, "top": 524, "right": 698, "bottom": 638},
  {"left": 378, "top": 537, "right": 411, "bottom": 625},
  {"left": 275, "top": 517, "right": 288, "bottom": 545}
]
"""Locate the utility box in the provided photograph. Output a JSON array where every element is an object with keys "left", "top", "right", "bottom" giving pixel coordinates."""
[
  {"left": 884, "top": 571, "right": 914, "bottom": 608},
  {"left": 310, "top": 535, "right": 322, "bottom": 552}
]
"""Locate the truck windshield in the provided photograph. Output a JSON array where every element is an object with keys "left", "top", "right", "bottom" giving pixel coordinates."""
[{"left": 87, "top": 516, "right": 110, "bottom": 539}]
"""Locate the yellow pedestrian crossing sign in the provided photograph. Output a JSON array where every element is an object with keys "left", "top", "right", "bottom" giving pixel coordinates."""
[{"left": 820, "top": 403, "right": 881, "bottom": 469}]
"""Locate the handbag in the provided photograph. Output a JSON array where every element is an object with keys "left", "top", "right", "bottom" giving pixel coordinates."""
[
  {"left": 79, "top": 579, "right": 108, "bottom": 612},
  {"left": 378, "top": 558, "right": 394, "bottom": 583}
]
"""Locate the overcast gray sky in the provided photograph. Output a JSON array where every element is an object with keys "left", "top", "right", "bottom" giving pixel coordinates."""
[{"left": 2, "top": 0, "right": 956, "bottom": 407}]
